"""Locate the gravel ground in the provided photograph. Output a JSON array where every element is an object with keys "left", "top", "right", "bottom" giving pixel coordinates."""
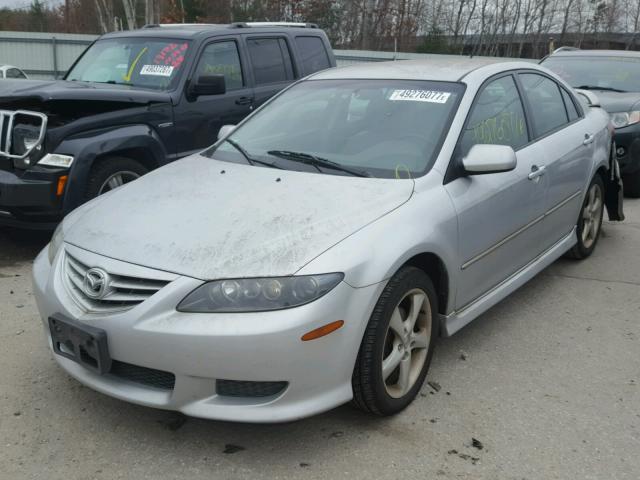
[{"left": 1, "top": 200, "right": 639, "bottom": 480}]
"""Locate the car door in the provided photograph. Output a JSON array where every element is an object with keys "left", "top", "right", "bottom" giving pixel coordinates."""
[
  {"left": 445, "top": 74, "right": 549, "bottom": 309},
  {"left": 243, "top": 35, "right": 297, "bottom": 109},
  {"left": 173, "top": 37, "right": 255, "bottom": 157},
  {"left": 518, "top": 72, "right": 593, "bottom": 247}
]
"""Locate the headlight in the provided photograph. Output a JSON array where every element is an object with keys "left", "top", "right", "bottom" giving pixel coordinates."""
[
  {"left": 610, "top": 111, "right": 640, "bottom": 129},
  {"left": 38, "top": 153, "right": 74, "bottom": 168},
  {"left": 177, "top": 273, "right": 344, "bottom": 313},
  {"left": 48, "top": 222, "right": 64, "bottom": 264}
]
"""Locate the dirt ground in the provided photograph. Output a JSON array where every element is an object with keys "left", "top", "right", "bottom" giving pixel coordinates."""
[{"left": 1, "top": 200, "right": 639, "bottom": 480}]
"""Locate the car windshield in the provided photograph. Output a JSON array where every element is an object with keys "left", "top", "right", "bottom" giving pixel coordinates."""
[
  {"left": 66, "top": 37, "right": 190, "bottom": 90},
  {"left": 207, "top": 79, "right": 464, "bottom": 178},
  {"left": 543, "top": 56, "right": 640, "bottom": 93}
]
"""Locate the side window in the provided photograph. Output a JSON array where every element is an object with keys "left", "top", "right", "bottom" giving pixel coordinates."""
[
  {"left": 460, "top": 75, "right": 528, "bottom": 157},
  {"left": 6, "top": 68, "right": 21, "bottom": 79},
  {"left": 520, "top": 73, "right": 569, "bottom": 137},
  {"left": 561, "top": 88, "right": 579, "bottom": 121},
  {"left": 195, "top": 41, "right": 243, "bottom": 90},
  {"left": 295, "top": 36, "right": 331, "bottom": 75},
  {"left": 247, "top": 37, "right": 294, "bottom": 85}
]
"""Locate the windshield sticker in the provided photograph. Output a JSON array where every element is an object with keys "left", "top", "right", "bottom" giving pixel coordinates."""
[
  {"left": 140, "top": 64, "right": 174, "bottom": 77},
  {"left": 389, "top": 89, "right": 451, "bottom": 103}
]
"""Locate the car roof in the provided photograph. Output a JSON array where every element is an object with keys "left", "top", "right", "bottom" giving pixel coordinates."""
[
  {"left": 549, "top": 49, "right": 640, "bottom": 58},
  {"left": 312, "top": 58, "right": 541, "bottom": 82},
  {"left": 100, "top": 23, "right": 323, "bottom": 41}
]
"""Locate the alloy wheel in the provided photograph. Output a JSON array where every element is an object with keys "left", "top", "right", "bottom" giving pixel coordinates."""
[
  {"left": 98, "top": 171, "right": 141, "bottom": 195},
  {"left": 581, "top": 183, "right": 603, "bottom": 249},
  {"left": 381, "top": 288, "right": 432, "bottom": 398}
]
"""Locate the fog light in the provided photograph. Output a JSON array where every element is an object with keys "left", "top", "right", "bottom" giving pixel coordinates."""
[
  {"left": 617, "top": 147, "right": 626, "bottom": 157},
  {"left": 38, "top": 153, "right": 74, "bottom": 168}
]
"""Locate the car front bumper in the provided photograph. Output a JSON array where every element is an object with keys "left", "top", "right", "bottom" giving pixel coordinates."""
[
  {"left": 0, "top": 165, "right": 66, "bottom": 228},
  {"left": 614, "top": 124, "right": 640, "bottom": 175},
  {"left": 32, "top": 244, "right": 384, "bottom": 423}
]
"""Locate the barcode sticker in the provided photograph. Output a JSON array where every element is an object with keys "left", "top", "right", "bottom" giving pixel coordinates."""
[
  {"left": 140, "top": 65, "right": 174, "bottom": 77},
  {"left": 389, "top": 89, "right": 451, "bottom": 103}
]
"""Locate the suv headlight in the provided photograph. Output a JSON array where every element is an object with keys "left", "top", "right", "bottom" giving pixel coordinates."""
[
  {"left": 48, "top": 222, "right": 64, "bottom": 264},
  {"left": 177, "top": 273, "right": 344, "bottom": 313},
  {"left": 610, "top": 111, "right": 640, "bottom": 129}
]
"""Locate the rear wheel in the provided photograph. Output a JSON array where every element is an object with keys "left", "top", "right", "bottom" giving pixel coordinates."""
[
  {"left": 85, "top": 157, "right": 148, "bottom": 200},
  {"left": 567, "top": 175, "right": 605, "bottom": 259},
  {"left": 623, "top": 171, "right": 640, "bottom": 198},
  {"left": 352, "top": 267, "right": 439, "bottom": 416}
]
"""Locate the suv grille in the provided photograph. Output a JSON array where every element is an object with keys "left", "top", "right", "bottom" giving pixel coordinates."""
[{"left": 64, "top": 252, "right": 170, "bottom": 314}]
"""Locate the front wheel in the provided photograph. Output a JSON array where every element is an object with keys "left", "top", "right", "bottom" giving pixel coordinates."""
[
  {"left": 567, "top": 175, "right": 605, "bottom": 259},
  {"left": 352, "top": 267, "right": 439, "bottom": 416},
  {"left": 85, "top": 157, "right": 148, "bottom": 200}
]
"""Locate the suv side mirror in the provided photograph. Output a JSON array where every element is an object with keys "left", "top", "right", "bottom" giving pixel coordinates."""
[
  {"left": 462, "top": 144, "right": 517, "bottom": 175},
  {"left": 189, "top": 75, "right": 226, "bottom": 98},
  {"left": 218, "top": 124, "right": 236, "bottom": 140}
]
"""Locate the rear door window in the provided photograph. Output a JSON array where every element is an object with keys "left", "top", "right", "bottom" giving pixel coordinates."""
[
  {"left": 247, "top": 37, "right": 294, "bottom": 85},
  {"left": 295, "top": 36, "right": 331, "bottom": 75},
  {"left": 520, "top": 73, "right": 570, "bottom": 137},
  {"left": 561, "top": 88, "right": 580, "bottom": 121}
]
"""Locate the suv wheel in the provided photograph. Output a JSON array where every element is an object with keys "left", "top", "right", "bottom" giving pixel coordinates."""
[
  {"left": 567, "top": 174, "right": 605, "bottom": 259},
  {"left": 352, "top": 266, "right": 439, "bottom": 416},
  {"left": 85, "top": 157, "right": 148, "bottom": 199}
]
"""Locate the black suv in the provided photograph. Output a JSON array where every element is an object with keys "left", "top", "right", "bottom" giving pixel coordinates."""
[
  {"left": 542, "top": 48, "right": 640, "bottom": 197},
  {"left": 0, "top": 22, "right": 335, "bottom": 228}
]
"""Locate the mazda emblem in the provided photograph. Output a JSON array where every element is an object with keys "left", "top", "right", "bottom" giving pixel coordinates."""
[{"left": 83, "top": 268, "right": 110, "bottom": 299}]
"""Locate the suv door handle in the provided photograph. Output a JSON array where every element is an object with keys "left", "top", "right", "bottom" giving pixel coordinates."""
[
  {"left": 583, "top": 133, "right": 595, "bottom": 145},
  {"left": 528, "top": 164, "right": 546, "bottom": 181},
  {"left": 235, "top": 96, "right": 254, "bottom": 106}
]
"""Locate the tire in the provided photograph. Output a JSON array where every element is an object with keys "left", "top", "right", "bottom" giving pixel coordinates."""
[
  {"left": 85, "top": 157, "right": 148, "bottom": 200},
  {"left": 623, "top": 170, "right": 640, "bottom": 198},
  {"left": 567, "top": 174, "right": 605, "bottom": 260},
  {"left": 352, "top": 266, "right": 439, "bottom": 416}
]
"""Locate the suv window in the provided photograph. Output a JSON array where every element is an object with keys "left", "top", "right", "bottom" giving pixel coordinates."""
[
  {"left": 561, "top": 88, "right": 579, "bottom": 121},
  {"left": 295, "top": 36, "right": 331, "bottom": 75},
  {"left": 195, "top": 41, "right": 243, "bottom": 90},
  {"left": 247, "top": 37, "right": 294, "bottom": 85},
  {"left": 460, "top": 75, "right": 528, "bottom": 157},
  {"left": 520, "top": 73, "right": 569, "bottom": 137}
]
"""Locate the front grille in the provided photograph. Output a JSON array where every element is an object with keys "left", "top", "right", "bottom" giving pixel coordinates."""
[
  {"left": 109, "top": 360, "right": 175, "bottom": 390},
  {"left": 63, "top": 252, "right": 170, "bottom": 314},
  {"left": 0, "top": 109, "right": 47, "bottom": 159},
  {"left": 216, "top": 380, "right": 288, "bottom": 398}
]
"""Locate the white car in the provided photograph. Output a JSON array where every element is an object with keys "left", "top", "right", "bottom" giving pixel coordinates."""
[
  {"left": 0, "top": 65, "right": 28, "bottom": 79},
  {"left": 33, "top": 59, "right": 617, "bottom": 422}
]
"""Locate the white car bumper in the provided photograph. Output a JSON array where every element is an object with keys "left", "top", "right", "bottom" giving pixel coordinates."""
[{"left": 32, "top": 244, "right": 384, "bottom": 423}]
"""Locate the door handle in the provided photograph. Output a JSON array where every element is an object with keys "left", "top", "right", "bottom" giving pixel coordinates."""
[
  {"left": 528, "top": 164, "right": 546, "bottom": 181},
  {"left": 235, "top": 96, "right": 254, "bottom": 106},
  {"left": 583, "top": 133, "right": 595, "bottom": 145}
]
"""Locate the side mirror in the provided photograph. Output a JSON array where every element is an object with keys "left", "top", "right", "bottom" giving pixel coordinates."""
[
  {"left": 462, "top": 144, "right": 517, "bottom": 175},
  {"left": 189, "top": 74, "right": 226, "bottom": 98},
  {"left": 574, "top": 89, "right": 600, "bottom": 107},
  {"left": 217, "top": 124, "right": 236, "bottom": 140}
]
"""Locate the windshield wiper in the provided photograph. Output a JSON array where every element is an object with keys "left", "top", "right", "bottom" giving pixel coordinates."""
[
  {"left": 576, "top": 85, "right": 627, "bottom": 93},
  {"left": 224, "top": 139, "right": 281, "bottom": 169},
  {"left": 267, "top": 150, "right": 370, "bottom": 178}
]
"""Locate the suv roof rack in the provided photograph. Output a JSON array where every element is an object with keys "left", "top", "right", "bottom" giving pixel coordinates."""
[
  {"left": 553, "top": 46, "right": 580, "bottom": 53},
  {"left": 142, "top": 23, "right": 219, "bottom": 28},
  {"left": 230, "top": 21, "right": 318, "bottom": 29}
]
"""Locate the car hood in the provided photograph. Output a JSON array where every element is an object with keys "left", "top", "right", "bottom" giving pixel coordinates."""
[
  {"left": 588, "top": 90, "right": 640, "bottom": 113},
  {"left": 0, "top": 79, "right": 170, "bottom": 104},
  {"left": 64, "top": 155, "right": 414, "bottom": 280}
]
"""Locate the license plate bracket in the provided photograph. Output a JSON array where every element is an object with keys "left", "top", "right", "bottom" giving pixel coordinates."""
[{"left": 48, "top": 315, "right": 112, "bottom": 375}]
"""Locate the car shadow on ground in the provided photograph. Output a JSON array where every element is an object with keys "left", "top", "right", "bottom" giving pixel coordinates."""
[{"left": 0, "top": 227, "right": 51, "bottom": 270}]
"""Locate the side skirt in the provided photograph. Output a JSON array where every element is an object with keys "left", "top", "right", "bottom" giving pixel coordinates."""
[{"left": 440, "top": 227, "right": 577, "bottom": 337}]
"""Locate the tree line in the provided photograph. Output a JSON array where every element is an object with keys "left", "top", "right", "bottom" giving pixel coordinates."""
[{"left": 1, "top": 0, "right": 639, "bottom": 57}]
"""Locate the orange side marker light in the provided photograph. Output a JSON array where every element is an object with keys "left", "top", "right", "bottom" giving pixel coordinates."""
[
  {"left": 301, "top": 320, "right": 344, "bottom": 341},
  {"left": 56, "top": 175, "right": 68, "bottom": 196}
]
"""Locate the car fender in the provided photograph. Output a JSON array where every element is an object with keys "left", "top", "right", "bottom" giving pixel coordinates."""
[
  {"left": 296, "top": 179, "right": 459, "bottom": 315},
  {"left": 54, "top": 124, "right": 168, "bottom": 213}
]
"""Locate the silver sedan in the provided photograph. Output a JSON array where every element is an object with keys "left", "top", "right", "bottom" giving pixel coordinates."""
[{"left": 33, "top": 59, "right": 617, "bottom": 422}]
